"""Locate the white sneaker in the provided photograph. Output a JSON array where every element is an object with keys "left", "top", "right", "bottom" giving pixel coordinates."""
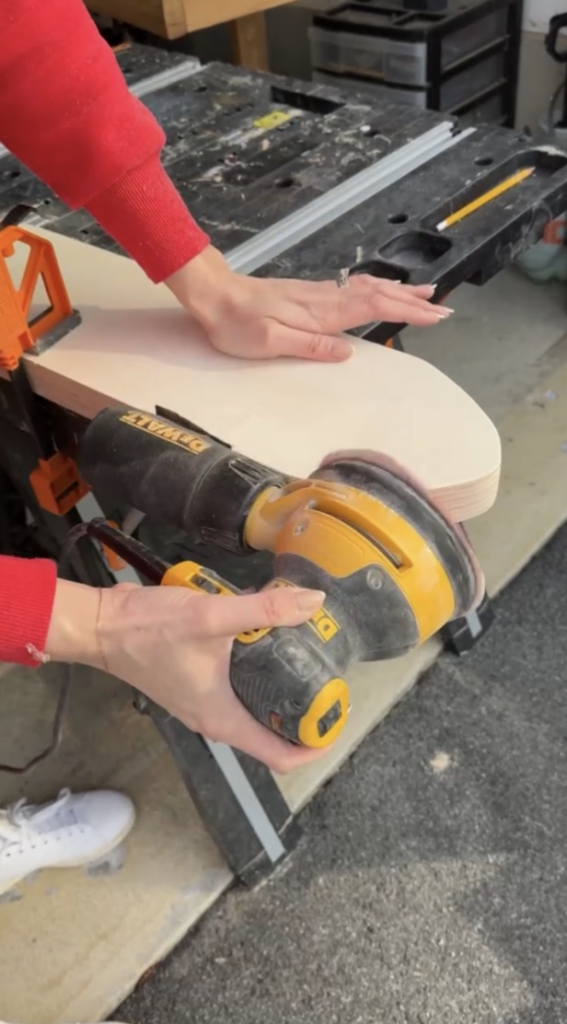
[{"left": 0, "top": 788, "right": 136, "bottom": 896}]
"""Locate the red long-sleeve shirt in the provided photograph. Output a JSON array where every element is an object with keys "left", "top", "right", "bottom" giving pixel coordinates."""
[{"left": 0, "top": 0, "right": 212, "bottom": 666}]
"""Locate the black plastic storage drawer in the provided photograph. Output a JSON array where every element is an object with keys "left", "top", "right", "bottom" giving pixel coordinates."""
[{"left": 309, "top": 0, "right": 522, "bottom": 126}]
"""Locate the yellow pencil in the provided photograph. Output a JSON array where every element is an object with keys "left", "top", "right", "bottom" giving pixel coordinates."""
[{"left": 435, "top": 166, "right": 535, "bottom": 232}]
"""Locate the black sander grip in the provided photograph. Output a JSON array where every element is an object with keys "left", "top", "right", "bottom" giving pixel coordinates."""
[{"left": 79, "top": 406, "right": 287, "bottom": 554}]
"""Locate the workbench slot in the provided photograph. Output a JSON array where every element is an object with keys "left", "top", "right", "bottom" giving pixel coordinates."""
[
  {"left": 378, "top": 231, "right": 452, "bottom": 269},
  {"left": 350, "top": 258, "right": 409, "bottom": 283},
  {"left": 422, "top": 148, "right": 567, "bottom": 233},
  {"left": 270, "top": 85, "right": 343, "bottom": 116}
]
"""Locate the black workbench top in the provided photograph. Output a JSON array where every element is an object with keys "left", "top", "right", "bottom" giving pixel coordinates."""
[{"left": 1, "top": 46, "right": 566, "bottom": 343}]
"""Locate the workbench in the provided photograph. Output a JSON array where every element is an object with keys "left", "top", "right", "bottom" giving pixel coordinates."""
[
  {"left": 2, "top": 41, "right": 567, "bottom": 898},
  {"left": 86, "top": 0, "right": 297, "bottom": 67}
]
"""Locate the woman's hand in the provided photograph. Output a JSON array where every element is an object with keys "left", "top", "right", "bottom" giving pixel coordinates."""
[
  {"left": 45, "top": 578, "right": 329, "bottom": 774},
  {"left": 166, "top": 245, "right": 453, "bottom": 363}
]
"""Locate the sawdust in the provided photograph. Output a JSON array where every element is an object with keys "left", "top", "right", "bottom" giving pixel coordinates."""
[{"left": 429, "top": 751, "right": 452, "bottom": 773}]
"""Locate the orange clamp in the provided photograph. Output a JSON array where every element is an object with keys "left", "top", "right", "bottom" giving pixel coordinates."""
[
  {"left": 0, "top": 225, "right": 74, "bottom": 372},
  {"left": 29, "top": 453, "right": 90, "bottom": 517}
]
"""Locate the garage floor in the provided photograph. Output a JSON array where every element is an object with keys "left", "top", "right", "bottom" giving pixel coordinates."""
[
  {"left": 1, "top": 265, "right": 567, "bottom": 1023},
  {"left": 120, "top": 513, "right": 567, "bottom": 1024}
]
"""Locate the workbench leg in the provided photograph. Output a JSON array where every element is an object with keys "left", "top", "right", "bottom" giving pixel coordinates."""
[
  {"left": 144, "top": 700, "right": 302, "bottom": 886},
  {"left": 230, "top": 13, "right": 269, "bottom": 71},
  {"left": 440, "top": 586, "right": 495, "bottom": 655}
]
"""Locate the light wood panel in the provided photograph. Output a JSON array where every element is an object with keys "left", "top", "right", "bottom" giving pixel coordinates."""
[{"left": 13, "top": 229, "right": 501, "bottom": 523}]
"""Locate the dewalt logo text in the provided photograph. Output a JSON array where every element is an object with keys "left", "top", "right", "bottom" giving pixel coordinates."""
[
  {"left": 308, "top": 607, "right": 339, "bottom": 643},
  {"left": 120, "top": 411, "right": 211, "bottom": 455}
]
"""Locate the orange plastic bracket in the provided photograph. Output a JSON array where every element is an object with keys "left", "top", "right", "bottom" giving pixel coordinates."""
[
  {"left": 0, "top": 223, "right": 89, "bottom": 514},
  {"left": 29, "top": 453, "right": 90, "bottom": 517},
  {"left": 0, "top": 225, "right": 74, "bottom": 372}
]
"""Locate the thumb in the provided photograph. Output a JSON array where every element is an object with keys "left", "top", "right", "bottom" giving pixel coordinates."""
[
  {"left": 199, "top": 586, "right": 325, "bottom": 639},
  {"left": 270, "top": 326, "right": 354, "bottom": 363}
]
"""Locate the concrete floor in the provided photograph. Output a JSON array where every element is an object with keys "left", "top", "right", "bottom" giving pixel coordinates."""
[
  {"left": 403, "top": 271, "right": 567, "bottom": 423},
  {"left": 120, "top": 513, "right": 567, "bottom": 1024}
]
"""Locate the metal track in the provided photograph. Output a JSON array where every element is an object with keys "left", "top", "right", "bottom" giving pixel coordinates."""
[
  {"left": 226, "top": 123, "right": 476, "bottom": 274},
  {"left": 130, "top": 57, "right": 201, "bottom": 98}
]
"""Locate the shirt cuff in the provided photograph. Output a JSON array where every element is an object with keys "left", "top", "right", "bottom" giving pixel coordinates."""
[{"left": 0, "top": 556, "right": 57, "bottom": 667}]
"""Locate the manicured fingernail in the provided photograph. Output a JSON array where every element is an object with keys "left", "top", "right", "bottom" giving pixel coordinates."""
[
  {"left": 437, "top": 307, "right": 454, "bottom": 318},
  {"left": 331, "top": 342, "right": 355, "bottom": 361},
  {"left": 297, "top": 589, "right": 326, "bottom": 612}
]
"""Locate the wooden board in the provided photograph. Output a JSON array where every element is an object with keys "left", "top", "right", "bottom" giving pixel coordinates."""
[
  {"left": 86, "top": 0, "right": 296, "bottom": 41},
  {"left": 181, "top": 0, "right": 296, "bottom": 34},
  {"left": 18, "top": 229, "right": 501, "bottom": 523}
]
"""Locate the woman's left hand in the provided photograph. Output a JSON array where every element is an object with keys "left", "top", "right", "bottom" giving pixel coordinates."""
[{"left": 166, "top": 245, "right": 453, "bottom": 363}]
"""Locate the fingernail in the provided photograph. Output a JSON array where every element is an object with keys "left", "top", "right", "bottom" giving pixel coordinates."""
[
  {"left": 331, "top": 342, "right": 355, "bottom": 361},
  {"left": 437, "top": 307, "right": 454, "bottom": 318},
  {"left": 297, "top": 589, "right": 326, "bottom": 612}
]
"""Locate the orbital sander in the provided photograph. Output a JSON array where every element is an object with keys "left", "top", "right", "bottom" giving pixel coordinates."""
[{"left": 75, "top": 406, "right": 484, "bottom": 749}]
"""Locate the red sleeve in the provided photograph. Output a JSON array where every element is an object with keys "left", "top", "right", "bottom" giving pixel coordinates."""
[
  {"left": 0, "top": 0, "right": 210, "bottom": 283},
  {"left": 0, "top": 556, "right": 57, "bottom": 667}
]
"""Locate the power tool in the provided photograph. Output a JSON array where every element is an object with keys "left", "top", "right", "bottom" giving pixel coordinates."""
[{"left": 77, "top": 405, "right": 484, "bottom": 750}]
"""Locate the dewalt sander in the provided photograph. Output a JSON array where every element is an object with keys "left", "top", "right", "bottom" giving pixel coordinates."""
[{"left": 76, "top": 405, "right": 484, "bottom": 750}]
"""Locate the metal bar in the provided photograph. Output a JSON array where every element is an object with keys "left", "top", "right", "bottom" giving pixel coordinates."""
[
  {"left": 462, "top": 608, "right": 483, "bottom": 639},
  {"left": 131, "top": 58, "right": 202, "bottom": 98},
  {"left": 226, "top": 123, "right": 476, "bottom": 274},
  {"left": 206, "top": 741, "right": 286, "bottom": 863}
]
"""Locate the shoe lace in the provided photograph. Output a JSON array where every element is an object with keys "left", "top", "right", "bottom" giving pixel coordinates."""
[{"left": 0, "top": 788, "right": 72, "bottom": 846}]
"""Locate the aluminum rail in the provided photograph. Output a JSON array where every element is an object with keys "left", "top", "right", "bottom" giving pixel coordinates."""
[{"left": 226, "top": 123, "right": 476, "bottom": 274}]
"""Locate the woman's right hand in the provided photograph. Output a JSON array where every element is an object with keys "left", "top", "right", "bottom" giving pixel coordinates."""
[{"left": 45, "top": 578, "right": 330, "bottom": 774}]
